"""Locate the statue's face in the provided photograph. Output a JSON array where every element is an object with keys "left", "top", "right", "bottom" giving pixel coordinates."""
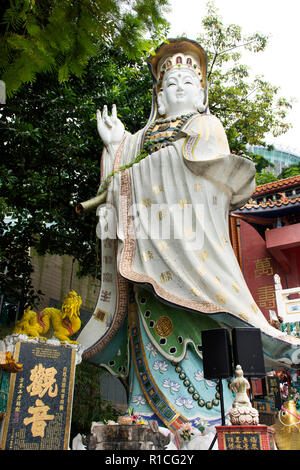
[{"left": 159, "top": 69, "right": 202, "bottom": 117}]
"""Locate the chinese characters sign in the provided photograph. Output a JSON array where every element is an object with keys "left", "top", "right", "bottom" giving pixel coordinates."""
[
  {"left": 238, "top": 221, "right": 289, "bottom": 319},
  {"left": 224, "top": 432, "right": 261, "bottom": 450},
  {"left": 253, "top": 399, "right": 276, "bottom": 426},
  {"left": 217, "top": 425, "right": 275, "bottom": 450},
  {"left": 1, "top": 342, "right": 76, "bottom": 450}
]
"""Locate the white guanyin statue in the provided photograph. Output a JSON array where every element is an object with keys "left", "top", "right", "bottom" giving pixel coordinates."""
[{"left": 77, "top": 38, "right": 300, "bottom": 433}]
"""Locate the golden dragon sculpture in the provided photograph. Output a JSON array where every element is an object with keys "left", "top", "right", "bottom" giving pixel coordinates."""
[{"left": 13, "top": 290, "right": 82, "bottom": 344}]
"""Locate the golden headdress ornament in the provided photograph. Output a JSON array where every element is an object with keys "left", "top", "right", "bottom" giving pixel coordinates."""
[{"left": 147, "top": 38, "right": 208, "bottom": 92}]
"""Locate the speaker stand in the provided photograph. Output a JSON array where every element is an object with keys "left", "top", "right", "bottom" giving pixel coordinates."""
[{"left": 208, "top": 378, "right": 226, "bottom": 450}]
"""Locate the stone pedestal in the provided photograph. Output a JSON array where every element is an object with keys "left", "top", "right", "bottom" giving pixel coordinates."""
[
  {"left": 89, "top": 421, "right": 170, "bottom": 450},
  {"left": 216, "top": 425, "right": 275, "bottom": 450}
]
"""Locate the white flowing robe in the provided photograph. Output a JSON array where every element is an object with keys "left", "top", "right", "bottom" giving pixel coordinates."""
[{"left": 78, "top": 113, "right": 300, "bottom": 369}]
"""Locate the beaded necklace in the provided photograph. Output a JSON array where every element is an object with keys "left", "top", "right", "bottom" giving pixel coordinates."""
[
  {"left": 143, "top": 111, "right": 198, "bottom": 154},
  {"left": 172, "top": 361, "right": 222, "bottom": 410}
]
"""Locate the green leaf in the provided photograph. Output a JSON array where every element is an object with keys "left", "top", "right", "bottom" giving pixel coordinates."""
[{"left": 58, "top": 63, "right": 69, "bottom": 83}]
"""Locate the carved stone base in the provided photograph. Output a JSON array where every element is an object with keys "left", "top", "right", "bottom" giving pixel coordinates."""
[
  {"left": 89, "top": 421, "right": 170, "bottom": 450},
  {"left": 229, "top": 405, "right": 259, "bottom": 425}
]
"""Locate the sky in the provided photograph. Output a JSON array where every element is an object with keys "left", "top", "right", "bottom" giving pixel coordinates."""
[{"left": 166, "top": 0, "right": 300, "bottom": 155}]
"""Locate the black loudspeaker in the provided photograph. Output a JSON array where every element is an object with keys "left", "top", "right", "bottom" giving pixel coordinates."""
[
  {"left": 201, "top": 328, "right": 233, "bottom": 379},
  {"left": 232, "top": 328, "right": 265, "bottom": 378}
]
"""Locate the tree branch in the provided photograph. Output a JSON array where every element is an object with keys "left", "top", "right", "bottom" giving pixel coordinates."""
[
  {"left": 207, "top": 52, "right": 218, "bottom": 80},
  {"left": 207, "top": 38, "right": 260, "bottom": 78},
  {"left": 219, "top": 38, "right": 260, "bottom": 55}
]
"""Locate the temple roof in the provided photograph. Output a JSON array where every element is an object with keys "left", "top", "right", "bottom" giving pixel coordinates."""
[
  {"left": 253, "top": 174, "right": 300, "bottom": 197},
  {"left": 235, "top": 174, "right": 300, "bottom": 215},
  {"left": 241, "top": 195, "right": 300, "bottom": 212},
  {"left": 232, "top": 174, "right": 300, "bottom": 242}
]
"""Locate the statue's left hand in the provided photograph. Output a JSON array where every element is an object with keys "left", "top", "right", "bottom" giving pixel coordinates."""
[{"left": 97, "top": 104, "right": 125, "bottom": 147}]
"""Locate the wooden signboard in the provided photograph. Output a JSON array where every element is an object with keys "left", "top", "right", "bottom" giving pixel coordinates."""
[{"left": 1, "top": 342, "right": 76, "bottom": 450}]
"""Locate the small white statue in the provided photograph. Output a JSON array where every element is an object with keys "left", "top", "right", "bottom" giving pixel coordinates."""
[
  {"left": 229, "top": 365, "right": 259, "bottom": 425},
  {"left": 72, "top": 433, "right": 87, "bottom": 450}
]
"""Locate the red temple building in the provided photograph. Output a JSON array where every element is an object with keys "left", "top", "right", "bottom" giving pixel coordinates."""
[{"left": 230, "top": 174, "right": 300, "bottom": 327}]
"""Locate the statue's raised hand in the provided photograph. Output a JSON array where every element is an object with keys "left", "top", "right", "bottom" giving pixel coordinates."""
[{"left": 97, "top": 104, "right": 125, "bottom": 147}]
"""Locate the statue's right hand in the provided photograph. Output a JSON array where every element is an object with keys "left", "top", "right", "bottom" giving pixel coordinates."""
[{"left": 97, "top": 104, "right": 125, "bottom": 147}]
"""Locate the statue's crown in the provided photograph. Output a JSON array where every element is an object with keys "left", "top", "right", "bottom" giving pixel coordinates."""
[
  {"left": 158, "top": 53, "right": 203, "bottom": 86},
  {"left": 147, "top": 38, "right": 209, "bottom": 114},
  {"left": 147, "top": 39, "right": 207, "bottom": 92}
]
